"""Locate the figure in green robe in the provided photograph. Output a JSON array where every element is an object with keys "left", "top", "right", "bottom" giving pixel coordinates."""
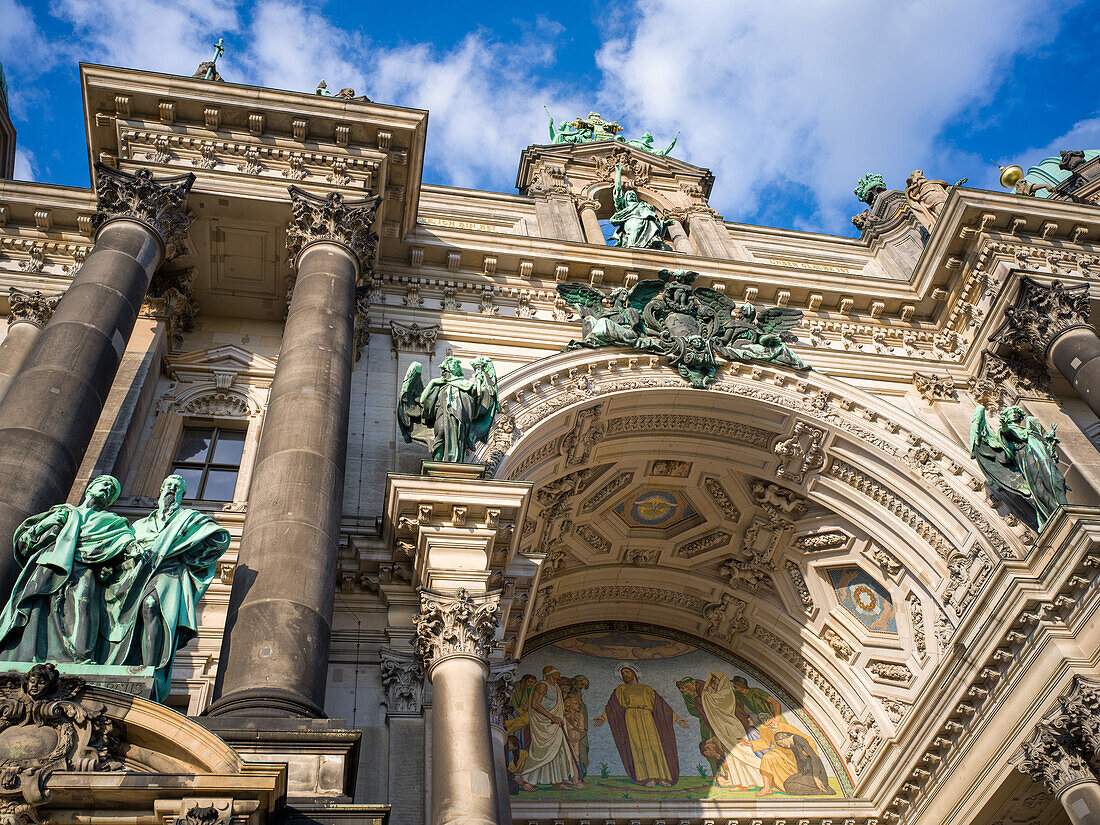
[
  {"left": 107, "top": 474, "right": 230, "bottom": 701},
  {"left": 0, "top": 475, "right": 137, "bottom": 663},
  {"left": 398, "top": 356, "right": 499, "bottom": 462},
  {"left": 609, "top": 164, "right": 672, "bottom": 250}
]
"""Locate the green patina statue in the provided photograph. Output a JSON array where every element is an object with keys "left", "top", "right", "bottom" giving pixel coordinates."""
[
  {"left": 544, "top": 109, "right": 678, "bottom": 156},
  {"left": 0, "top": 474, "right": 230, "bottom": 702},
  {"left": 853, "top": 173, "right": 886, "bottom": 206},
  {"left": 398, "top": 355, "right": 499, "bottom": 462},
  {"left": 970, "top": 405, "right": 1068, "bottom": 531},
  {"left": 610, "top": 164, "right": 672, "bottom": 250}
]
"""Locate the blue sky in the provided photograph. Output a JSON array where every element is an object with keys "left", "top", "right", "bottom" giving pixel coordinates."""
[{"left": 2, "top": 0, "right": 1099, "bottom": 237}]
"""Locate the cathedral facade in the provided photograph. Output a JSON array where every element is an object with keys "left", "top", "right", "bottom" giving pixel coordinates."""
[{"left": 0, "top": 59, "right": 1098, "bottom": 825}]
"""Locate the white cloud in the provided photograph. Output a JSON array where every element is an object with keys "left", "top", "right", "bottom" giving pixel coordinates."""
[
  {"left": 13, "top": 147, "right": 36, "bottom": 181},
  {"left": 50, "top": 0, "right": 239, "bottom": 76},
  {"left": 1014, "top": 115, "right": 1100, "bottom": 168},
  {"left": 596, "top": 0, "right": 1068, "bottom": 231}
]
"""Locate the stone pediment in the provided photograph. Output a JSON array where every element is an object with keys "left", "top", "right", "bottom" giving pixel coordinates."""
[{"left": 166, "top": 344, "right": 277, "bottom": 386}]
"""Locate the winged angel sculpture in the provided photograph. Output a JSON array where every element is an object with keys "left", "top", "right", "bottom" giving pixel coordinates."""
[
  {"left": 970, "top": 404, "right": 1068, "bottom": 531},
  {"left": 557, "top": 269, "right": 808, "bottom": 387},
  {"left": 398, "top": 356, "right": 499, "bottom": 462}
]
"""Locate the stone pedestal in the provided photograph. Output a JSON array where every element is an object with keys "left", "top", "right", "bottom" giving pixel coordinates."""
[
  {"left": 0, "top": 164, "right": 193, "bottom": 599},
  {"left": 210, "top": 188, "right": 380, "bottom": 719},
  {"left": 0, "top": 289, "right": 59, "bottom": 404}
]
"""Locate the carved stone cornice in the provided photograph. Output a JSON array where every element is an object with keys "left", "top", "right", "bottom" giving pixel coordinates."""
[
  {"left": 413, "top": 588, "right": 500, "bottom": 672},
  {"left": 379, "top": 647, "right": 424, "bottom": 718},
  {"left": 90, "top": 162, "right": 196, "bottom": 260},
  {"left": 390, "top": 320, "right": 438, "bottom": 353},
  {"left": 993, "top": 276, "right": 1093, "bottom": 360},
  {"left": 7, "top": 288, "right": 59, "bottom": 329},
  {"left": 1018, "top": 722, "right": 1096, "bottom": 795},
  {"left": 487, "top": 660, "right": 518, "bottom": 729},
  {"left": 285, "top": 186, "right": 382, "bottom": 277}
]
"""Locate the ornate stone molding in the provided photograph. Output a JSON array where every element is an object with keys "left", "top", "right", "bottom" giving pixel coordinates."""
[
  {"left": 7, "top": 288, "right": 59, "bottom": 329},
  {"left": 389, "top": 321, "right": 438, "bottom": 353},
  {"left": 285, "top": 186, "right": 381, "bottom": 277},
  {"left": 993, "top": 276, "right": 1092, "bottom": 360},
  {"left": 1056, "top": 675, "right": 1100, "bottom": 757},
  {"left": 379, "top": 647, "right": 424, "bottom": 718},
  {"left": 91, "top": 162, "right": 196, "bottom": 260},
  {"left": 414, "top": 588, "right": 500, "bottom": 672},
  {"left": 1019, "top": 722, "right": 1096, "bottom": 795},
  {"left": 487, "top": 660, "right": 518, "bottom": 729}
]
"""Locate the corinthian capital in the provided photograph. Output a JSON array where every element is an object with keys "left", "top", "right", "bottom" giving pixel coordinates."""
[
  {"left": 379, "top": 647, "right": 424, "bottom": 718},
  {"left": 993, "top": 276, "right": 1092, "bottom": 360},
  {"left": 1019, "top": 722, "right": 1096, "bottom": 795},
  {"left": 7, "top": 288, "right": 59, "bottom": 329},
  {"left": 1057, "top": 675, "right": 1100, "bottom": 756},
  {"left": 285, "top": 186, "right": 381, "bottom": 277},
  {"left": 487, "top": 660, "right": 518, "bottom": 729},
  {"left": 414, "top": 588, "right": 500, "bottom": 671},
  {"left": 91, "top": 163, "right": 196, "bottom": 261}
]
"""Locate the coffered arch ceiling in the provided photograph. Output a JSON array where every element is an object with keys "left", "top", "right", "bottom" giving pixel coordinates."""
[{"left": 474, "top": 348, "right": 1026, "bottom": 786}]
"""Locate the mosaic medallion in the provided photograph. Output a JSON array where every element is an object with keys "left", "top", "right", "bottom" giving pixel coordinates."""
[
  {"left": 828, "top": 567, "right": 897, "bottom": 634},
  {"left": 613, "top": 490, "right": 696, "bottom": 529}
]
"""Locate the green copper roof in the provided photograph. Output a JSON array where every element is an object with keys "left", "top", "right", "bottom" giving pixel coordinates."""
[{"left": 1023, "top": 150, "right": 1100, "bottom": 196}]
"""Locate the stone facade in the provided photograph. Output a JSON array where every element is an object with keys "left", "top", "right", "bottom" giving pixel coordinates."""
[{"left": 0, "top": 60, "right": 1097, "bottom": 825}]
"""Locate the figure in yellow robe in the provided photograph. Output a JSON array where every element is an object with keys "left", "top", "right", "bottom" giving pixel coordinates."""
[
  {"left": 754, "top": 716, "right": 814, "bottom": 796},
  {"left": 593, "top": 666, "right": 688, "bottom": 787}
]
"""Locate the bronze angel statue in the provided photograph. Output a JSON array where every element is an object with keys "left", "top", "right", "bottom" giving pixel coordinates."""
[
  {"left": 556, "top": 280, "right": 665, "bottom": 349},
  {"left": 970, "top": 404, "right": 1068, "bottom": 531},
  {"left": 398, "top": 355, "right": 499, "bottom": 463},
  {"left": 693, "top": 286, "right": 809, "bottom": 371}
]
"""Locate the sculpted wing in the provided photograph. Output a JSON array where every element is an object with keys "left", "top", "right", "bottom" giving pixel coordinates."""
[
  {"left": 756, "top": 306, "right": 803, "bottom": 335},
  {"left": 556, "top": 283, "right": 608, "bottom": 319},
  {"left": 468, "top": 358, "right": 500, "bottom": 447},
  {"left": 627, "top": 279, "right": 665, "bottom": 312},
  {"left": 397, "top": 362, "right": 433, "bottom": 446},
  {"left": 693, "top": 286, "right": 737, "bottom": 322},
  {"left": 970, "top": 405, "right": 1030, "bottom": 499}
]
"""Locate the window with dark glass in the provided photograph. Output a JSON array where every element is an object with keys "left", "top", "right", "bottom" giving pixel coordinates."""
[{"left": 171, "top": 426, "right": 246, "bottom": 501}]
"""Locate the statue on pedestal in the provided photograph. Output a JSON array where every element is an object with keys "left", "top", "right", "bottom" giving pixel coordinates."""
[
  {"left": 905, "top": 169, "right": 966, "bottom": 231},
  {"left": 610, "top": 164, "right": 672, "bottom": 250},
  {"left": 0, "top": 476, "right": 137, "bottom": 664},
  {"left": 105, "top": 475, "right": 230, "bottom": 701},
  {"left": 398, "top": 355, "right": 499, "bottom": 462},
  {"left": 970, "top": 405, "right": 1068, "bottom": 531}
]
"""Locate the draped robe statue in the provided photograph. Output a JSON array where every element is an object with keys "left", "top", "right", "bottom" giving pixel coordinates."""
[
  {"left": 106, "top": 475, "right": 230, "bottom": 701},
  {"left": 609, "top": 165, "right": 671, "bottom": 250},
  {"left": 398, "top": 356, "right": 499, "bottom": 462},
  {"left": 0, "top": 475, "right": 136, "bottom": 663}
]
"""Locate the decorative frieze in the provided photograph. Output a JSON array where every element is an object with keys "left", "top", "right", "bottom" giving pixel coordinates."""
[
  {"left": 285, "top": 186, "right": 381, "bottom": 276},
  {"left": 773, "top": 421, "right": 827, "bottom": 483},
  {"left": 703, "top": 477, "right": 741, "bottom": 522},
  {"left": 413, "top": 588, "right": 501, "bottom": 670},
  {"left": 91, "top": 162, "right": 196, "bottom": 260},
  {"left": 787, "top": 560, "right": 815, "bottom": 614},
  {"left": 379, "top": 647, "right": 424, "bottom": 717},
  {"left": 702, "top": 593, "right": 748, "bottom": 642}
]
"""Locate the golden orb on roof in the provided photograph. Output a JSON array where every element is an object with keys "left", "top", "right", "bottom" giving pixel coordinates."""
[{"left": 997, "top": 163, "right": 1025, "bottom": 189}]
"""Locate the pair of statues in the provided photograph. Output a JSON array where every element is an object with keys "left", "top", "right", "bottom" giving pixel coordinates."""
[
  {"left": 970, "top": 405, "right": 1068, "bottom": 531},
  {"left": 545, "top": 109, "right": 678, "bottom": 157},
  {"left": 0, "top": 474, "right": 229, "bottom": 702},
  {"left": 398, "top": 355, "right": 500, "bottom": 462}
]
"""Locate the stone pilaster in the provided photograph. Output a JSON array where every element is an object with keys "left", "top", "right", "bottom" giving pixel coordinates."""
[
  {"left": 0, "top": 163, "right": 193, "bottom": 599},
  {"left": 415, "top": 588, "right": 502, "bottom": 825},
  {"left": 487, "top": 660, "right": 517, "bottom": 825},
  {"left": 0, "top": 289, "right": 60, "bottom": 404},
  {"left": 380, "top": 647, "right": 425, "bottom": 718},
  {"left": 994, "top": 275, "right": 1100, "bottom": 419},
  {"left": 209, "top": 187, "right": 380, "bottom": 719}
]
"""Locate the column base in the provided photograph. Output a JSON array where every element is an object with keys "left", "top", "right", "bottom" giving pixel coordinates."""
[
  {"left": 204, "top": 686, "right": 327, "bottom": 719},
  {"left": 197, "top": 717, "right": 361, "bottom": 801}
]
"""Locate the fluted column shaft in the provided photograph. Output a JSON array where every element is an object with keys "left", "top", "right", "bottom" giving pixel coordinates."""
[
  {"left": 210, "top": 187, "right": 380, "bottom": 718},
  {"left": 0, "top": 164, "right": 193, "bottom": 599},
  {"left": 0, "top": 289, "right": 59, "bottom": 404},
  {"left": 416, "top": 589, "right": 502, "bottom": 825}
]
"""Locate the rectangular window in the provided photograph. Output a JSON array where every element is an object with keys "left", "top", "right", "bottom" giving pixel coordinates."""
[{"left": 171, "top": 426, "right": 246, "bottom": 501}]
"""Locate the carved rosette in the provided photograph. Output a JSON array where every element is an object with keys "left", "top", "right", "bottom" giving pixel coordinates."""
[
  {"left": 1019, "top": 722, "right": 1096, "bottom": 795},
  {"left": 91, "top": 162, "right": 196, "bottom": 261},
  {"left": 414, "top": 588, "right": 501, "bottom": 673},
  {"left": 7, "top": 289, "right": 59, "bottom": 330},
  {"left": 994, "top": 276, "right": 1093, "bottom": 360},
  {"left": 285, "top": 186, "right": 382, "bottom": 280},
  {"left": 379, "top": 647, "right": 425, "bottom": 718},
  {"left": 487, "top": 660, "right": 518, "bottom": 729}
]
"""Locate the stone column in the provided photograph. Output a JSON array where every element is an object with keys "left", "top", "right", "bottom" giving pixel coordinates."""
[
  {"left": 208, "top": 187, "right": 381, "bottom": 718},
  {"left": 0, "top": 163, "right": 193, "bottom": 598},
  {"left": 0, "top": 288, "right": 59, "bottom": 404},
  {"left": 666, "top": 217, "right": 694, "bottom": 254},
  {"left": 1020, "top": 676, "right": 1100, "bottom": 825},
  {"left": 994, "top": 276, "right": 1100, "bottom": 420},
  {"left": 576, "top": 199, "right": 604, "bottom": 245},
  {"left": 487, "top": 661, "right": 517, "bottom": 825},
  {"left": 381, "top": 647, "right": 427, "bottom": 825},
  {"left": 415, "top": 588, "right": 502, "bottom": 825}
]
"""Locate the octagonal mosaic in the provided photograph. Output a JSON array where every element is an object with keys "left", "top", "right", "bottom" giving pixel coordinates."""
[
  {"left": 827, "top": 567, "right": 897, "bottom": 634},
  {"left": 613, "top": 489, "right": 696, "bottom": 529}
]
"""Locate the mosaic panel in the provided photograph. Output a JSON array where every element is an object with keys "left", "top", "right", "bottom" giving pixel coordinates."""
[
  {"left": 827, "top": 566, "right": 897, "bottom": 634},
  {"left": 506, "top": 622, "right": 852, "bottom": 801},
  {"left": 612, "top": 490, "right": 696, "bottom": 529}
]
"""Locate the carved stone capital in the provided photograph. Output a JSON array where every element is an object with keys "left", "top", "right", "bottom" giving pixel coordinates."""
[
  {"left": 994, "top": 276, "right": 1093, "bottom": 360},
  {"left": 1019, "top": 722, "right": 1096, "bottom": 795},
  {"left": 390, "top": 320, "right": 439, "bottom": 353},
  {"left": 91, "top": 162, "right": 196, "bottom": 260},
  {"left": 379, "top": 647, "right": 424, "bottom": 718},
  {"left": 487, "top": 660, "right": 518, "bottom": 729},
  {"left": 1057, "top": 675, "right": 1100, "bottom": 756},
  {"left": 572, "top": 197, "right": 601, "bottom": 213},
  {"left": 913, "top": 372, "right": 957, "bottom": 403},
  {"left": 7, "top": 288, "right": 59, "bottom": 329},
  {"left": 414, "top": 588, "right": 500, "bottom": 672},
  {"left": 285, "top": 186, "right": 382, "bottom": 277}
]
